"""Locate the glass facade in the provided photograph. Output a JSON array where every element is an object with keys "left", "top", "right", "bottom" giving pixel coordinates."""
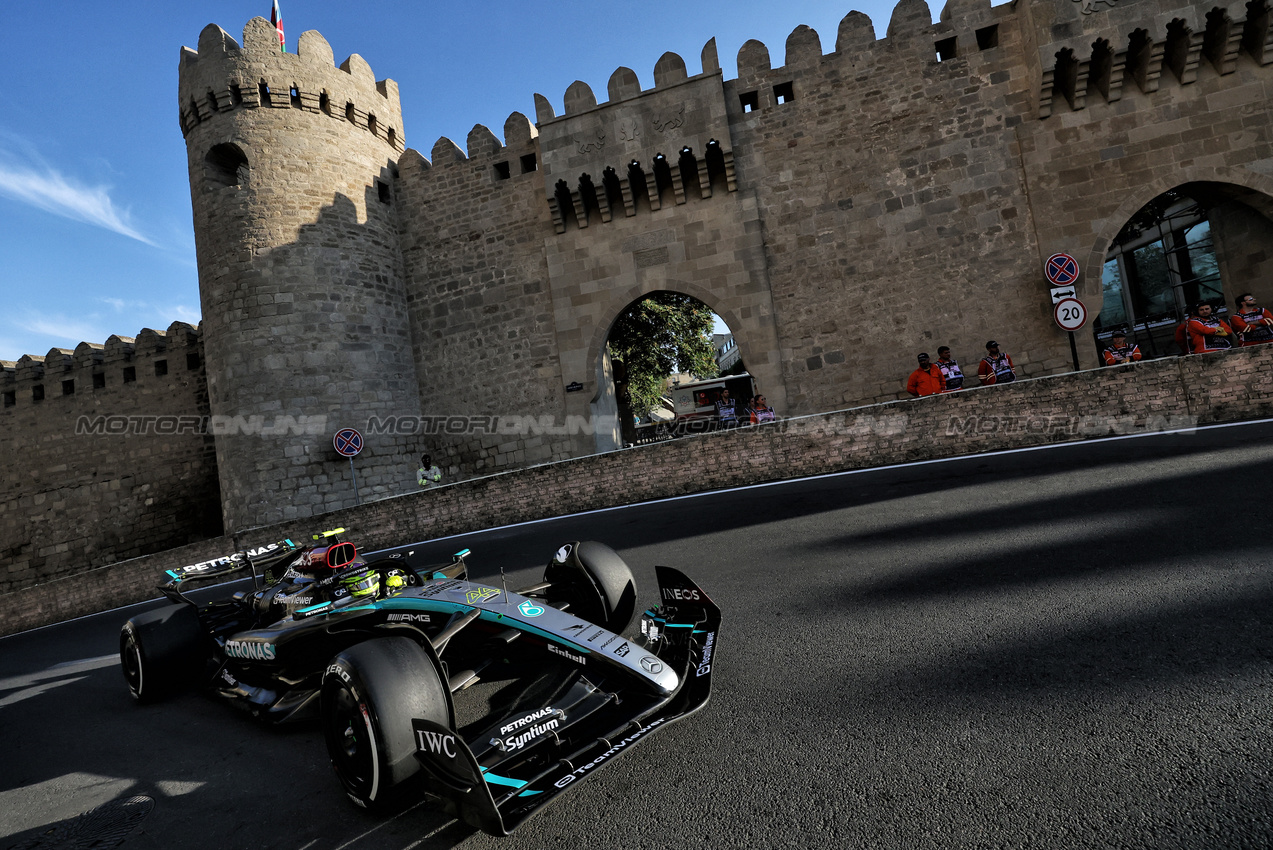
[{"left": 1096, "top": 195, "right": 1224, "bottom": 359}]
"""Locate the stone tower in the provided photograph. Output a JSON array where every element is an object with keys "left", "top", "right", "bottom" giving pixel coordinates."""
[{"left": 178, "top": 18, "right": 421, "bottom": 532}]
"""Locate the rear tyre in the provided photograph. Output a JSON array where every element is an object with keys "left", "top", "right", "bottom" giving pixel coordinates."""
[
  {"left": 321, "top": 637, "right": 450, "bottom": 808},
  {"left": 119, "top": 603, "right": 206, "bottom": 703},
  {"left": 545, "top": 541, "right": 638, "bottom": 634}
]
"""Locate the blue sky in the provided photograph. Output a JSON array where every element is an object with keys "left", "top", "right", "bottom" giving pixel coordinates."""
[{"left": 0, "top": 0, "right": 950, "bottom": 362}]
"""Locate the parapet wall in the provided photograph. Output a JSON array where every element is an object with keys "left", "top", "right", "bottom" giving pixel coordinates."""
[
  {"left": 3, "top": 343, "right": 1270, "bottom": 637},
  {"left": 178, "top": 18, "right": 404, "bottom": 152},
  {"left": 372, "top": 0, "right": 1273, "bottom": 494},
  {"left": 0, "top": 323, "right": 222, "bottom": 596}
]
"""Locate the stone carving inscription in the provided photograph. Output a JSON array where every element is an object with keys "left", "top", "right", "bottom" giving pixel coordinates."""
[
  {"left": 653, "top": 105, "right": 686, "bottom": 134},
  {"left": 574, "top": 131, "right": 605, "bottom": 154},
  {"left": 1072, "top": 0, "right": 1120, "bottom": 14}
]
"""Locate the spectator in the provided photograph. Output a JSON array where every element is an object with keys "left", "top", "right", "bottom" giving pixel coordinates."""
[
  {"left": 749, "top": 393, "right": 776, "bottom": 423},
  {"left": 977, "top": 341, "right": 1016, "bottom": 385},
  {"left": 417, "top": 454, "right": 442, "bottom": 488},
  {"left": 714, "top": 388, "right": 739, "bottom": 428},
  {"left": 1102, "top": 328, "right": 1142, "bottom": 366},
  {"left": 936, "top": 346, "right": 964, "bottom": 391},
  {"left": 1231, "top": 293, "right": 1273, "bottom": 346},
  {"left": 906, "top": 353, "right": 946, "bottom": 397},
  {"left": 1186, "top": 302, "right": 1234, "bottom": 353},
  {"left": 1174, "top": 319, "right": 1192, "bottom": 355}
]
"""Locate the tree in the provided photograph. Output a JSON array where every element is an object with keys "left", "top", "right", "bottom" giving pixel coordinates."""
[{"left": 607, "top": 293, "right": 719, "bottom": 420}]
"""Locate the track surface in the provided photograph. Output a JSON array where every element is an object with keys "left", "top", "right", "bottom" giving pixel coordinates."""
[{"left": 3, "top": 422, "right": 1272, "bottom": 849}]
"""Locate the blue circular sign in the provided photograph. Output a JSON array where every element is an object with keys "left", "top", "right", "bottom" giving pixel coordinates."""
[{"left": 333, "top": 428, "right": 363, "bottom": 457}]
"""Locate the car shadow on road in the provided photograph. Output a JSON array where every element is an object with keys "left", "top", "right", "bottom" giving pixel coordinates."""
[{"left": 0, "top": 658, "right": 480, "bottom": 850}]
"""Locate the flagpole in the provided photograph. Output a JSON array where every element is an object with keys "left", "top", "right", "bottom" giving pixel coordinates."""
[{"left": 270, "top": 0, "right": 286, "bottom": 53}]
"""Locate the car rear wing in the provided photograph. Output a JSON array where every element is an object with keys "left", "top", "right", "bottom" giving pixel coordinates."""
[
  {"left": 412, "top": 565, "right": 720, "bottom": 836},
  {"left": 161, "top": 538, "right": 301, "bottom": 591}
]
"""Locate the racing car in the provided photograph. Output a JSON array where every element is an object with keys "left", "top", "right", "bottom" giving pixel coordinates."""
[{"left": 119, "top": 530, "right": 719, "bottom": 836}]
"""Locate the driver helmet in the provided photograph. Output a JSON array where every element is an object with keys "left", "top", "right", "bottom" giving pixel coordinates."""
[
  {"left": 383, "top": 570, "right": 408, "bottom": 597},
  {"left": 340, "top": 567, "right": 380, "bottom": 601}
]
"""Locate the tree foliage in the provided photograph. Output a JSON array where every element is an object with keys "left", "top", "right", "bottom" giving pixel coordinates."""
[{"left": 608, "top": 293, "right": 719, "bottom": 419}]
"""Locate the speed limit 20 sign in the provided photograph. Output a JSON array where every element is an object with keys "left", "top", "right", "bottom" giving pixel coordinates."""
[{"left": 1053, "top": 297, "right": 1088, "bottom": 331}]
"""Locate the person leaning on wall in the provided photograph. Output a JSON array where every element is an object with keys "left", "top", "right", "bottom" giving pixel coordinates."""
[
  {"left": 1230, "top": 293, "right": 1273, "bottom": 346},
  {"left": 417, "top": 454, "right": 442, "bottom": 488},
  {"left": 1102, "top": 327, "right": 1142, "bottom": 366},
  {"left": 977, "top": 341, "right": 1016, "bottom": 385},
  {"left": 936, "top": 346, "right": 964, "bottom": 391},
  {"left": 748, "top": 392, "right": 776, "bottom": 423},
  {"left": 1186, "top": 302, "right": 1234, "bottom": 353},
  {"left": 906, "top": 353, "right": 946, "bottom": 397}
]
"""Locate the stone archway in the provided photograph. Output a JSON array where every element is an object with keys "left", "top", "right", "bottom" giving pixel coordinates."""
[
  {"left": 579, "top": 279, "right": 786, "bottom": 454},
  {"left": 1084, "top": 167, "right": 1273, "bottom": 309},
  {"left": 1086, "top": 174, "right": 1273, "bottom": 359}
]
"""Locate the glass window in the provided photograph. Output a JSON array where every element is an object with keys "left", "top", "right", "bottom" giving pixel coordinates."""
[
  {"left": 1097, "top": 257, "right": 1128, "bottom": 328},
  {"left": 1183, "top": 220, "right": 1222, "bottom": 299},
  {"left": 1131, "top": 241, "right": 1174, "bottom": 318}
]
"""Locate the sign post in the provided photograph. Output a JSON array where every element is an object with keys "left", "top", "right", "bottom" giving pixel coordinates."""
[
  {"left": 1045, "top": 253, "right": 1084, "bottom": 372},
  {"left": 1053, "top": 297, "right": 1088, "bottom": 372},
  {"left": 333, "top": 427, "right": 364, "bottom": 505}
]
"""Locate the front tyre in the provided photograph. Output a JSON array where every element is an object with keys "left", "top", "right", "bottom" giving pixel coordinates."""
[
  {"left": 321, "top": 637, "right": 450, "bottom": 808},
  {"left": 119, "top": 603, "right": 206, "bottom": 703},
  {"left": 544, "top": 541, "right": 638, "bottom": 634}
]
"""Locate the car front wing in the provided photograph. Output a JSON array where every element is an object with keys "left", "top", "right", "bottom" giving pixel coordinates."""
[{"left": 411, "top": 565, "right": 720, "bottom": 836}]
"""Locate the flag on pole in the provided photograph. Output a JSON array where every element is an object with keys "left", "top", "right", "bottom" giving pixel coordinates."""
[{"left": 270, "top": 1, "right": 285, "bottom": 53}]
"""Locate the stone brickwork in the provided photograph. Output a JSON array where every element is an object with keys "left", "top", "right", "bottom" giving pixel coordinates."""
[
  {"left": 179, "top": 20, "right": 421, "bottom": 532},
  {"left": 3, "top": 342, "right": 1269, "bottom": 637},
  {"left": 5, "top": 0, "right": 1273, "bottom": 601},
  {"left": 1020, "top": 0, "right": 1273, "bottom": 352},
  {"left": 0, "top": 324, "right": 221, "bottom": 596},
  {"left": 392, "top": 115, "right": 576, "bottom": 473}
]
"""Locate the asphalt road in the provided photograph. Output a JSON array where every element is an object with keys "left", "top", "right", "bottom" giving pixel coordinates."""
[{"left": 3, "top": 421, "right": 1272, "bottom": 849}]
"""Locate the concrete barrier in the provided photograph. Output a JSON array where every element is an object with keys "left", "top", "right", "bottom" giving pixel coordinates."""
[{"left": 3, "top": 344, "right": 1270, "bottom": 637}]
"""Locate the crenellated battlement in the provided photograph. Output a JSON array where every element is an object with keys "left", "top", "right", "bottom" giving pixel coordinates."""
[
  {"left": 0, "top": 322, "right": 204, "bottom": 413},
  {"left": 516, "top": 0, "right": 1024, "bottom": 233},
  {"left": 1037, "top": 0, "right": 1273, "bottom": 118},
  {"left": 177, "top": 18, "right": 405, "bottom": 152}
]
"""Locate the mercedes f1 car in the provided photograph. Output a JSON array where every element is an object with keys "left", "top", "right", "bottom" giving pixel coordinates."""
[{"left": 119, "top": 531, "right": 719, "bottom": 836}]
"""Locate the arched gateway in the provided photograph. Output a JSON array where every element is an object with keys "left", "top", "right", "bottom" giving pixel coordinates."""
[{"left": 167, "top": 0, "right": 1273, "bottom": 531}]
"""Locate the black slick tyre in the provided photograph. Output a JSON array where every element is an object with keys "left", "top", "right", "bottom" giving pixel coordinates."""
[
  {"left": 321, "top": 637, "right": 450, "bottom": 809},
  {"left": 119, "top": 603, "right": 206, "bottom": 703}
]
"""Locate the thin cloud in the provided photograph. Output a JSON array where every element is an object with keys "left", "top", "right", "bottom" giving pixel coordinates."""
[
  {"left": 0, "top": 155, "right": 155, "bottom": 246},
  {"left": 18, "top": 313, "right": 113, "bottom": 348},
  {"left": 2, "top": 303, "right": 203, "bottom": 361},
  {"left": 97, "top": 297, "right": 201, "bottom": 326}
]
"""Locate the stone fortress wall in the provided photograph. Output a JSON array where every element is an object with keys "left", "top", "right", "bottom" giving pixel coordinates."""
[
  {"left": 0, "top": 325, "right": 221, "bottom": 595},
  {"left": 3, "top": 0, "right": 1273, "bottom": 599},
  {"left": 178, "top": 19, "right": 423, "bottom": 535},
  {"left": 397, "top": 0, "right": 1273, "bottom": 476}
]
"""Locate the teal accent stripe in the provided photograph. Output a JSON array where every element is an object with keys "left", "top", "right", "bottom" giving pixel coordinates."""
[
  {"left": 517, "top": 790, "right": 543, "bottom": 797},
  {"left": 297, "top": 601, "right": 333, "bottom": 614},
  {"left": 379, "top": 597, "right": 593, "bottom": 654},
  {"left": 663, "top": 623, "right": 694, "bottom": 628},
  {"left": 480, "top": 768, "right": 527, "bottom": 789}
]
